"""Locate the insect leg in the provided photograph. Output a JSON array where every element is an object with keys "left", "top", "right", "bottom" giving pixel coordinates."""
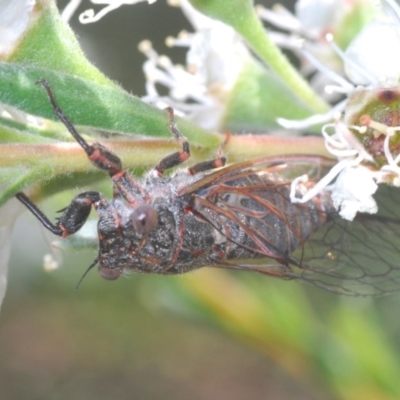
[
  {"left": 188, "top": 145, "right": 227, "bottom": 175},
  {"left": 37, "top": 79, "right": 123, "bottom": 175},
  {"left": 187, "top": 156, "right": 226, "bottom": 175},
  {"left": 16, "top": 191, "right": 101, "bottom": 237},
  {"left": 188, "top": 133, "right": 229, "bottom": 175},
  {"left": 153, "top": 107, "right": 191, "bottom": 176},
  {"left": 37, "top": 79, "right": 149, "bottom": 204}
]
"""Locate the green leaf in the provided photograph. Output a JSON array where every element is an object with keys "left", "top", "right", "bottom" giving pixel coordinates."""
[
  {"left": 221, "top": 60, "right": 314, "bottom": 132},
  {"left": 7, "top": 0, "right": 110, "bottom": 85},
  {"left": 0, "top": 62, "right": 221, "bottom": 145}
]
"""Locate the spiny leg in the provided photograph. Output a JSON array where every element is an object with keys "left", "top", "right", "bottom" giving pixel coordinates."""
[
  {"left": 16, "top": 191, "right": 101, "bottom": 237},
  {"left": 36, "top": 79, "right": 149, "bottom": 204}
]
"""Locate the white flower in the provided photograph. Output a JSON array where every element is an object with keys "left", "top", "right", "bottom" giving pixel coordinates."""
[
  {"left": 64, "top": 0, "right": 252, "bottom": 129},
  {"left": 330, "top": 166, "right": 378, "bottom": 220},
  {"left": 289, "top": 0, "right": 400, "bottom": 220},
  {"left": 344, "top": 20, "right": 400, "bottom": 86},
  {"left": 138, "top": 0, "right": 252, "bottom": 130},
  {"left": 257, "top": 0, "right": 348, "bottom": 40},
  {"left": 257, "top": 0, "right": 372, "bottom": 103}
]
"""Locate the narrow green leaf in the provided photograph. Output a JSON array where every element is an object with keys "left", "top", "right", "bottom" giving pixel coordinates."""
[{"left": 0, "top": 62, "right": 221, "bottom": 146}]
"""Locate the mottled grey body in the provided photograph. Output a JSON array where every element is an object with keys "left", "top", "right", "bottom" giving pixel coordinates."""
[{"left": 95, "top": 169, "right": 334, "bottom": 275}]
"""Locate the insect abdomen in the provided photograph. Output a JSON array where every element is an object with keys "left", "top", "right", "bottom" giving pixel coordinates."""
[{"left": 192, "top": 172, "right": 334, "bottom": 264}]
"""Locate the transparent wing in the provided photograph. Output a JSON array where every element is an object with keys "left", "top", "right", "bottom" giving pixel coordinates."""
[
  {"left": 285, "top": 184, "right": 400, "bottom": 295},
  {"left": 187, "top": 158, "right": 400, "bottom": 296}
]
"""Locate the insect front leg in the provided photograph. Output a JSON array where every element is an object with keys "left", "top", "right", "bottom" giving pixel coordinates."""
[
  {"left": 16, "top": 191, "right": 101, "bottom": 237},
  {"left": 37, "top": 79, "right": 149, "bottom": 204}
]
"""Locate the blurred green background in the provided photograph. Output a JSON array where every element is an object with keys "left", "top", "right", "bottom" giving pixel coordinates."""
[{"left": 2, "top": 1, "right": 400, "bottom": 399}]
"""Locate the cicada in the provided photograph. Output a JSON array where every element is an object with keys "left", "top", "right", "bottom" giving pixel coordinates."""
[{"left": 16, "top": 80, "right": 400, "bottom": 295}]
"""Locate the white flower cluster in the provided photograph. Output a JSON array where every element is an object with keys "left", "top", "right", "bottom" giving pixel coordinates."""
[
  {"left": 280, "top": 0, "right": 400, "bottom": 220},
  {"left": 137, "top": 0, "right": 252, "bottom": 130},
  {"left": 64, "top": 0, "right": 253, "bottom": 130}
]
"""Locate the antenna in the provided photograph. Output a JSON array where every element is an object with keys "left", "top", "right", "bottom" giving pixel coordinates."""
[{"left": 75, "top": 256, "right": 100, "bottom": 292}]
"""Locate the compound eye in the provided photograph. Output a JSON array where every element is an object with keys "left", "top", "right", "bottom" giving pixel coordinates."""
[
  {"left": 131, "top": 204, "right": 158, "bottom": 235},
  {"left": 99, "top": 266, "right": 121, "bottom": 280}
]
